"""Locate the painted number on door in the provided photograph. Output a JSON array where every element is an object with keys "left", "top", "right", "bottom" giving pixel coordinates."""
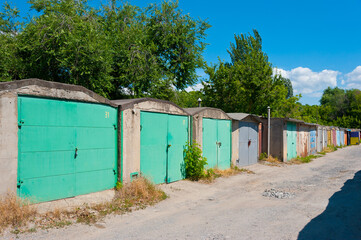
[{"left": 105, "top": 111, "right": 110, "bottom": 118}]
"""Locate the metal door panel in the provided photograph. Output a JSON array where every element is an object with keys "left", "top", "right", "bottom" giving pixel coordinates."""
[
  {"left": 238, "top": 122, "right": 249, "bottom": 166},
  {"left": 17, "top": 96, "right": 77, "bottom": 126},
  {"left": 317, "top": 128, "right": 322, "bottom": 152},
  {"left": 310, "top": 130, "right": 316, "bottom": 155},
  {"left": 327, "top": 130, "right": 331, "bottom": 146},
  {"left": 72, "top": 102, "right": 117, "bottom": 196},
  {"left": 75, "top": 169, "right": 115, "bottom": 196},
  {"left": 167, "top": 115, "right": 188, "bottom": 183},
  {"left": 336, "top": 130, "right": 340, "bottom": 146},
  {"left": 140, "top": 111, "right": 168, "bottom": 184},
  {"left": 18, "top": 96, "right": 117, "bottom": 202},
  {"left": 74, "top": 148, "right": 115, "bottom": 173},
  {"left": 19, "top": 175, "right": 75, "bottom": 202},
  {"left": 202, "top": 118, "right": 218, "bottom": 169},
  {"left": 287, "top": 122, "right": 297, "bottom": 160},
  {"left": 248, "top": 122, "right": 258, "bottom": 165},
  {"left": 18, "top": 97, "right": 77, "bottom": 201},
  {"left": 19, "top": 126, "right": 75, "bottom": 152},
  {"left": 75, "top": 103, "right": 117, "bottom": 127},
  {"left": 19, "top": 151, "right": 75, "bottom": 179},
  {"left": 217, "top": 119, "right": 231, "bottom": 170},
  {"left": 76, "top": 128, "right": 116, "bottom": 149}
]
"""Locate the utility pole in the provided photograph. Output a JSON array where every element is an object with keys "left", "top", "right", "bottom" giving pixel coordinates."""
[{"left": 267, "top": 106, "right": 270, "bottom": 157}]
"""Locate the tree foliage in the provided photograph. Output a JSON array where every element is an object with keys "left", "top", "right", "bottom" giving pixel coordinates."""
[
  {"left": 0, "top": 0, "right": 210, "bottom": 99},
  {"left": 202, "top": 30, "right": 300, "bottom": 116}
]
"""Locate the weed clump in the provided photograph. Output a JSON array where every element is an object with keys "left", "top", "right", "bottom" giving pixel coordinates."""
[
  {"left": 0, "top": 193, "right": 36, "bottom": 233},
  {"left": 201, "top": 165, "right": 255, "bottom": 183},
  {"left": 1, "top": 178, "right": 167, "bottom": 234},
  {"left": 184, "top": 142, "right": 207, "bottom": 181},
  {"left": 259, "top": 154, "right": 282, "bottom": 166},
  {"left": 288, "top": 155, "right": 320, "bottom": 164}
]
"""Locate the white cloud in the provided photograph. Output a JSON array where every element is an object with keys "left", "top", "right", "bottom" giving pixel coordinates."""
[
  {"left": 345, "top": 66, "right": 361, "bottom": 89},
  {"left": 273, "top": 67, "right": 339, "bottom": 97},
  {"left": 185, "top": 83, "right": 203, "bottom": 92}
]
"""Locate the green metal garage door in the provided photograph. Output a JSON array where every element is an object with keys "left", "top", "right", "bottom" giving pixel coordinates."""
[
  {"left": 140, "top": 111, "right": 188, "bottom": 184},
  {"left": 17, "top": 96, "right": 117, "bottom": 202},
  {"left": 286, "top": 122, "right": 297, "bottom": 161},
  {"left": 202, "top": 118, "right": 231, "bottom": 170}
]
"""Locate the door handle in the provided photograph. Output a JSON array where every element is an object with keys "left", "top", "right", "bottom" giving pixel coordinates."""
[
  {"left": 167, "top": 144, "right": 172, "bottom": 148},
  {"left": 248, "top": 139, "right": 251, "bottom": 147},
  {"left": 74, "top": 148, "right": 78, "bottom": 158}
]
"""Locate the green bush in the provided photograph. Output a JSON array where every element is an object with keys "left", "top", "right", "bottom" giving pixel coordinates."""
[
  {"left": 184, "top": 142, "right": 207, "bottom": 181},
  {"left": 259, "top": 152, "right": 268, "bottom": 160}
]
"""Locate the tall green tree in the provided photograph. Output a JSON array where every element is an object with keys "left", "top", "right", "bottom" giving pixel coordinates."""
[
  {"left": 0, "top": 3, "right": 22, "bottom": 81},
  {"left": 203, "top": 30, "right": 300, "bottom": 116},
  {"left": 17, "top": 0, "right": 113, "bottom": 97},
  {"left": 0, "top": 0, "right": 210, "bottom": 99}
]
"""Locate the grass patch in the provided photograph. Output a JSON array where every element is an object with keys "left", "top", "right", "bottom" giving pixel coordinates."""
[
  {"left": 1, "top": 177, "right": 166, "bottom": 234},
  {"left": 200, "top": 165, "right": 255, "bottom": 183},
  {"left": 0, "top": 193, "right": 36, "bottom": 233},
  {"left": 288, "top": 155, "right": 320, "bottom": 164},
  {"left": 259, "top": 155, "right": 283, "bottom": 167}
]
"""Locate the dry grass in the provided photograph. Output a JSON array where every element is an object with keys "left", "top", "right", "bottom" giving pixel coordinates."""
[
  {"left": 259, "top": 155, "right": 283, "bottom": 167},
  {"left": 322, "top": 145, "right": 338, "bottom": 153},
  {"left": 200, "top": 166, "right": 255, "bottom": 183},
  {"left": 0, "top": 193, "right": 36, "bottom": 233},
  {"left": 213, "top": 167, "right": 255, "bottom": 177},
  {"left": 0, "top": 177, "right": 167, "bottom": 234}
]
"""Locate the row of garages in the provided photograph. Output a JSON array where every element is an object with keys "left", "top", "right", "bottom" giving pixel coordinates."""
[
  {"left": 261, "top": 118, "right": 360, "bottom": 161},
  {"left": 0, "top": 79, "right": 360, "bottom": 203}
]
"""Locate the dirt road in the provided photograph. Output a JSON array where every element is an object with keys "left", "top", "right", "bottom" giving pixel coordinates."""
[{"left": 9, "top": 145, "right": 361, "bottom": 240}]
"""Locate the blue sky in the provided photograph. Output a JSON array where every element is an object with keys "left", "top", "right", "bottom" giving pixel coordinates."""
[{"left": 6, "top": 0, "right": 361, "bottom": 105}]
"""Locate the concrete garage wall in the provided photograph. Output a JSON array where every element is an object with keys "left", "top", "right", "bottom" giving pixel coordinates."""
[
  {"left": 0, "top": 92, "right": 18, "bottom": 194},
  {"left": 231, "top": 120, "right": 239, "bottom": 166},
  {"left": 113, "top": 98, "right": 188, "bottom": 184},
  {"left": 120, "top": 108, "right": 141, "bottom": 184},
  {"left": 0, "top": 79, "right": 114, "bottom": 196}
]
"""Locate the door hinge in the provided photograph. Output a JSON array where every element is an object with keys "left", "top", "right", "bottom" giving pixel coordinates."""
[
  {"left": 113, "top": 169, "right": 117, "bottom": 175},
  {"left": 140, "top": 125, "right": 143, "bottom": 131},
  {"left": 113, "top": 124, "right": 117, "bottom": 130},
  {"left": 18, "top": 120, "right": 24, "bottom": 129},
  {"left": 17, "top": 180, "right": 23, "bottom": 189}
]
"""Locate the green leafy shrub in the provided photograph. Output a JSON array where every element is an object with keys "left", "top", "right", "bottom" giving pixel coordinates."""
[
  {"left": 184, "top": 142, "right": 207, "bottom": 181},
  {"left": 259, "top": 152, "right": 268, "bottom": 160}
]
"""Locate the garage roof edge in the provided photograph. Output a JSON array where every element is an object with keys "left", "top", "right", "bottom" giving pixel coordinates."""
[
  {"left": 111, "top": 97, "right": 189, "bottom": 114},
  {"left": 185, "top": 107, "right": 231, "bottom": 119},
  {"left": 0, "top": 78, "right": 117, "bottom": 107}
]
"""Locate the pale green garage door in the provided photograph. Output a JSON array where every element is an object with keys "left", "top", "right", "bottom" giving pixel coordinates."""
[
  {"left": 140, "top": 111, "right": 188, "bottom": 184},
  {"left": 287, "top": 122, "right": 297, "bottom": 161},
  {"left": 17, "top": 96, "right": 117, "bottom": 202},
  {"left": 202, "top": 118, "right": 231, "bottom": 169}
]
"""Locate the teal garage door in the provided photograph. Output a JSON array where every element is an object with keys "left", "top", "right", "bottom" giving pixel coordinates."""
[
  {"left": 202, "top": 118, "right": 231, "bottom": 170},
  {"left": 286, "top": 122, "right": 297, "bottom": 161},
  {"left": 17, "top": 96, "right": 117, "bottom": 202},
  {"left": 140, "top": 111, "right": 188, "bottom": 184}
]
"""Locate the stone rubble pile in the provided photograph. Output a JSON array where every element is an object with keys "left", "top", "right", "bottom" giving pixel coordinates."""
[{"left": 262, "top": 188, "right": 295, "bottom": 199}]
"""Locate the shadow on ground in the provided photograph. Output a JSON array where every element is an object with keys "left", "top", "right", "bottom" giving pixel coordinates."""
[{"left": 298, "top": 171, "right": 361, "bottom": 240}]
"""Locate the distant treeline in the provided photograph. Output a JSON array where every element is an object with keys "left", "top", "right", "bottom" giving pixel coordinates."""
[{"left": 0, "top": 0, "right": 360, "bottom": 128}]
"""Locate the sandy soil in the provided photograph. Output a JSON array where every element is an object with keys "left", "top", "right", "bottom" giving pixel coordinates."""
[{"left": 5, "top": 145, "right": 361, "bottom": 240}]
